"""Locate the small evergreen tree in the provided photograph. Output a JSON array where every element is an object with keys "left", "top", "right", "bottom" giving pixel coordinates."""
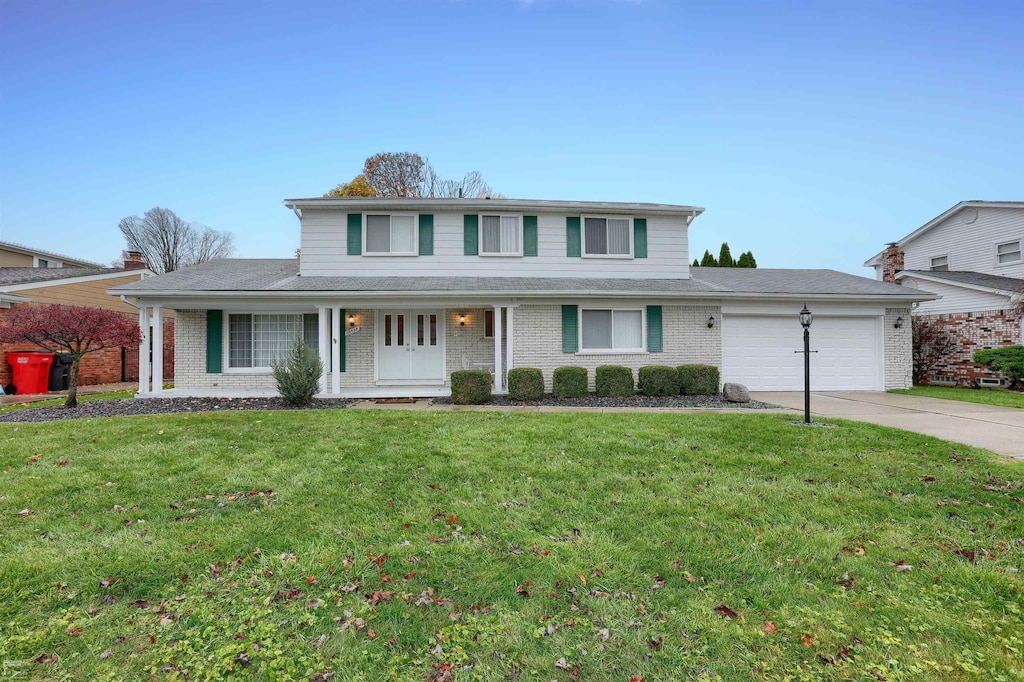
[
  {"left": 692, "top": 258, "right": 700, "bottom": 267},
  {"left": 700, "top": 250, "right": 717, "bottom": 267},
  {"left": 718, "top": 242, "right": 735, "bottom": 267},
  {"left": 272, "top": 335, "right": 324, "bottom": 405},
  {"left": 744, "top": 251, "right": 757, "bottom": 267},
  {"left": 736, "top": 251, "right": 758, "bottom": 268}
]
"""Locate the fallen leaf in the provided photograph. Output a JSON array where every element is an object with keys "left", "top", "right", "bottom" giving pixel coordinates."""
[
  {"left": 763, "top": 620, "right": 778, "bottom": 635},
  {"left": 306, "top": 574, "right": 317, "bottom": 585},
  {"left": 17, "top": 509, "right": 32, "bottom": 517},
  {"left": 713, "top": 604, "right": 739, "bottom": 620},
  {"left": 800, "top": 633, "right": 815, "bottom": 647},
  {"left": 555, "top": 657, "right": 568, "bottom": 670},
  {"left": 576, "top": 572, "right": 587, "bottom": 586},
  {"left": 647, "top": 636, "right": 663, "bottom": 650}
]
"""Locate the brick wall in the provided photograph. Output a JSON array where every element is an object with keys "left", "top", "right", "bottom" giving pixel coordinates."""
[
  {"left": 512, "top": 304, "right": 722, "bottom": 391},
  {"left": 884, "top": 307, "right": 913, "bottom": 389},
  {"left": 915, "top": 308, "right": 1023, "bottom": 386},
  {"left": 881, "top": 245, "right": 905, "bottom": 283}
]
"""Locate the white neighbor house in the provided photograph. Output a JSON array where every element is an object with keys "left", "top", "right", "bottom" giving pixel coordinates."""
[{"left": 111, "top": 197, "right": 932, "bottom": 397}]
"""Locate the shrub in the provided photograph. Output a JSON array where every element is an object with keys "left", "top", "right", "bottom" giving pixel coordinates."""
[
  {"left": 450, "top": 370, "right": 492, "bottom": 404},
  {"left": 595, "top": 365, "right": 634, "bottom": 397},
  {"left": 507, "top": 367, "right": 544, "bottom": 401},
  {"left": 552, "top": 366, "right": 588, "bottom": 399},
  {"left": 638, "top": 365, "right": 680, "bottom": 397},
  {"left": 272, "top": 335, "right": 324, "bottom": 405},
  {"left": 913, "top": 317, "right": 959, "bottom": 385},
  {"left": 678, "top": 364, "right": 720, "bottom": 395},
  {"left": 973, "top": 345, "right": 1024, "bottom": 388}
]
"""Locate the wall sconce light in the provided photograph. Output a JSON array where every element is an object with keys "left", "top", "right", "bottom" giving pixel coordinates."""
[
  {"left": 348, "top": 314, "right": 356, "bottom": 327},
  {"left": 707, "top": 315, "right": 715, "bottom": 328},
  {"left": 459, "top": 314, "right": 466, "bottom": 327},
  {"left": 894, "top": 315, "right": 904, "bottom": 329}
]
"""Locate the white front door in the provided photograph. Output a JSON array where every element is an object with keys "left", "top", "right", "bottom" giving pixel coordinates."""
[{"left": 377, "top": 310, "right": 445, "bottom": 383}]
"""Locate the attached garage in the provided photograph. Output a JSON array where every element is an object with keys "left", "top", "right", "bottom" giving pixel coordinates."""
[{"left": 721, "top": 312, "right": 884, "bottom": 391}]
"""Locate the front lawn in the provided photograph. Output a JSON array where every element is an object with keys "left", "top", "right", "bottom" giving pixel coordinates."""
[
  {"left": 0, "top": 389, "right": 136, "bottom": 414},
  {"left": 1, "top": 411, "right": 1021, "bottom": 680},
  {"left": 891, "top": 385, "right": 1024, "bottom": 409}
]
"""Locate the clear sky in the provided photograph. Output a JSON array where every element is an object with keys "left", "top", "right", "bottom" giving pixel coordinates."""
[{"left": 2, "top": 0, "right": 1022, "bottom": 273}]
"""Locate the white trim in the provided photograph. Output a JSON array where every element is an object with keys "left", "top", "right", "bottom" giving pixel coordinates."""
[
  {"left": 505, "top": 306, "right": 513, "bottom": 381},
  {"left": 581, "top": 215, "right": 634, "bottom": 259},
  {"left": 493, "top": 305, "right": 503, "bottom": 392},
  {"left": 373, "top": 307, "right": 446, "bottom": 385},
  {"left": 138, "top": 307, "right": 151, "bottom": 395},
  {"left": 578, "top": 306, "right": 646, "bottom": 353},
  {"left": 152, "top": 306, "right": 164, "bottom": 394},
  {"left": 2, "top": 268, "right": 154, "bottom": 293},
  {"left": 362, "top": 213, "right": 419, "bottom": 257},
  {"left": 929, "top": 254, "right": 950, "bottom": 271},
  {"left": 331, "top": 306, "right": 341, "bottom": 394},
  {"left": 995, "top": 238, "right": 1022, "bottom": 267},
  {"left": 317, "top": 306, "right": 329, "bottom": 393},
  {"left": 478, "top": 213, "right": 524, "bottom": 257},
  {"left": 895, "top": 271, "right": 1020, "bottom": 297},
  {"left": 32, "top": 256, "right": 60, "bottom": 268},
  {"left": 285, "top": 197, "right": 705, "bottom": 218}
]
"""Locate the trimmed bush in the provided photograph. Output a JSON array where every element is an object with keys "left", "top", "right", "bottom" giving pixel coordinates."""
[
  {"left": 450, "top": 370, "right": 492, "bottom": 405},
  {"left": 272, "top": 335, "right": 324, "bottom": 405},
  {"left": 508, "top": 367, "right": 545, "bottom": 401},
  {"left": 678, "top": 364, "right": 720, "bottom": 395},
  {"left": 974, "top": 346, "right": 1024, "bottom": 387},
  {"left": 638, "top": 365, "right": 680, "bottom": 397},
  {"left": 596, "top": 365, "right": 634, "bottom": 398},
  {"left": 552, "top": 366, "right": 588, "bottom": 399}
]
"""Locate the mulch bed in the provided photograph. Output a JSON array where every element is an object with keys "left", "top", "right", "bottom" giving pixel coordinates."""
[
  {"left": 0, "top": 397, "right": 351, "bottom": 423},
  {"left": 432, "top": 394, "right": 778, "bottom": 409}
]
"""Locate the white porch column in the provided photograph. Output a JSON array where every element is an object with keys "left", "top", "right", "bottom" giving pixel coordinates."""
[
  {"left": 138, "top": 306, "right": 151, "bottom": 395},
  {"left": 505, "top": 306, "right": 514, "bottom": 384},
  {"left": 493, "top": 305, "right": 503, "bottom": 392},
  {"left": 151, "top": 306, "right": 163, "bottom": 394},
  {"left": 317, "top": 306, "right": 329, "bottom": 394},
  {"left": 331, "top": 305, "right": 341, "bottom": 395}
]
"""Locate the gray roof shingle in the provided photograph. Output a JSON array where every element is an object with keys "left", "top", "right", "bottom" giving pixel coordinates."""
[
  {"left": 110, "top": 259, "right": 931, "bottom": 300},
  {"left": 0, "top": 267, "right": 131, "bottom": 287},
  {"left": 900, "top": 270, "right": 1024, "bottom": 293}
]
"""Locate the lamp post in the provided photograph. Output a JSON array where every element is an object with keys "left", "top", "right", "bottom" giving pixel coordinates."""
[{"left": 799, "top": 305, "right": 813, "bottom": 424}]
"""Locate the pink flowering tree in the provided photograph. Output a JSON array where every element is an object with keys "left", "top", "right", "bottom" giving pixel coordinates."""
[{"left": 0, "top": 304, "right": 141, "bottom": 407}]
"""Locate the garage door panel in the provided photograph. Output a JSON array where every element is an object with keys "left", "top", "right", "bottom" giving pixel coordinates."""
[{"left": 722, "top": 315, "right": 881, "bottom": 391}]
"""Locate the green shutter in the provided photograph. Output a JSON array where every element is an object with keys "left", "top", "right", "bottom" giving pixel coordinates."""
[
  {"left": 339, "top": 309, "right": 346, "bottom": 372},
  {"left": 523, "top": 216, "right": 538, "bottom": 257},
  {"left": 418, "top": 215, "right": 434, "bottom": 256},
  {"left": 634, "top": 218, "right": 647, "bottom": 259},
  {"left": 464, "top": 215, "right": 479, "bottom": 255},
  {"left": 206, "top": 310, "right": 223, "bottom": 373},
  {"left": 646, "top": 305, "right": 663, "bottom": 353},
  {"left": 561, "top": 305, "right": 578, "bottom": 353},
  {"left": 566, "top": 217, "right": 581, "bottom": 257},
  {"left": 347, "top": 214, "right": 362, "bottom": 255}
]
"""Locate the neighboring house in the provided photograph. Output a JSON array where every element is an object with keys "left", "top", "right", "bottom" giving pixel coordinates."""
[
  {"left": 865, "top": 201, "right": 1024, "bottom": 386},
  {"left": 0, "top": 240, "right": 105, "bottom": 269},
  {"left": 111, "top": 197, "right": 931, "bottom": 398},
  {"left": 0, "top": 253, "right": 174, "bottom": 390}
]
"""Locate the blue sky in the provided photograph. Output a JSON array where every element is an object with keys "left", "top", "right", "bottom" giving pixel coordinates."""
[{"left": 2, "top": 0, "right": 1022, "bottom": 273}]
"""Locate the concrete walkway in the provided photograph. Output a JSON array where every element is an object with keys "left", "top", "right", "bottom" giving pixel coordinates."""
[{"left": 751, "top": 391, "right": 1024, "bottom": 459}]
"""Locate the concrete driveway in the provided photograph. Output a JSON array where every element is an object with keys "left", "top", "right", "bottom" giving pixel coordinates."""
[{"left": 751, "top": 391, "right": 1024, "bottom": 459}]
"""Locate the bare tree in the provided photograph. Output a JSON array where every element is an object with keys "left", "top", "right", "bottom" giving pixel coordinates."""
[
  {"left": 118, "top": 207, "right": 234, "bottom": 274},
  {"left": 355, "top": 152, "right": 501, "bottom": 199},
  {"left": 911, "top": 317, "right": 959, "bottom": 385}
]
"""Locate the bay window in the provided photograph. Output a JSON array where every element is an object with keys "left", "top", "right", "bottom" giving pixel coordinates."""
[
  {"left": 228, "top": 313, "right": 319, "bottom": 369},
  {"left": 581, "top": 308, "right": 644, "bottom": 352},
  {"left": 365, "top": 214, "right": 417, "bottom": 255},
  {"left": 583, "top": 216, "right": 632, "bottom": 257}
]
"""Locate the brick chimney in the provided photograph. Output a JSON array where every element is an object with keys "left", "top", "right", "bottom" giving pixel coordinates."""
[
  {"left": 881, "top": 243, "right": 904, "bottom": 283},
  {"left": 123, "top": 251, "right": 147, "bottom": 270}
]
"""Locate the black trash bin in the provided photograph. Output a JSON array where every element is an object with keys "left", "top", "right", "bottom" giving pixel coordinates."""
[{"left": 48, "top": 354, "right": 73, "bottom": 392}]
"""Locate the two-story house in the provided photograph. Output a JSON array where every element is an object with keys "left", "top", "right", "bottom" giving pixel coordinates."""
[
  {"left": 865, "top": 201, "right": 1024, "bottom": 386},
  {"left": 111, "top": 197, "right": 930, "bottom": 398}
]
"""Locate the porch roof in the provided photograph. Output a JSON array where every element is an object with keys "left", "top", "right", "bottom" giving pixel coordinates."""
[{"left": 109, "top": 258, "right": 935, "bottom": 302}]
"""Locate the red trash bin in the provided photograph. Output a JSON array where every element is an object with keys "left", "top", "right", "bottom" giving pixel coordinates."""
[{"left": 6, "top": 352, "right": 54, "bottom": 395}]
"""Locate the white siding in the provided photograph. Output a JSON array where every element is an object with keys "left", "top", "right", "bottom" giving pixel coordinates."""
[
  {"left": 299, "top": 210, "right": 691, "bottom": 279},
  {"left": 902, "top": 207, "right": 1024, "bottom": 278},
  {"left": 901, "top": 276, "right": 1014, "bottom": 315}
]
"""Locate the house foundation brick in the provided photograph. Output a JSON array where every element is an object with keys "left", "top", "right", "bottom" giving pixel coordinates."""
[
  {"left": 884, "top": 307, "right": 913, "bottom": 389},
  {"left": 915, "top": 308, "right": 1022, "bottom": 386}
]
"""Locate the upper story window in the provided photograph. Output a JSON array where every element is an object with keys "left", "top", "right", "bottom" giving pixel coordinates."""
[
  {"left": 583, "top": 216, "right": 632, "bottom": 257},
  {"left": 480, "top": 215, "right": 522, "bottom": 256},
  {"left": 580, "top": 308, "right": 644, "bottom": 352},
  {"left": 228, "top": 313, "right": 317, "bottom": 369},
  {"left": 930, "top": 255, "right": 949, "bottom": 272},
  {"left": 996, "top": 240, "right": 1021, "bottom": 265},
  {"left": 365, "top": 214, "right": 417, "bottom": 255}
]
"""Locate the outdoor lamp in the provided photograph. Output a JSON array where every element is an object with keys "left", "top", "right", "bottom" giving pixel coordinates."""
[
  {"left": 799, "top": 306, "right": 813, "bottom": 329},
  {"left": 894, "top": 315, "right": 904, "bottom": 329},
  {"left": 798, "top": 305, "right": 815, "bottom": 424},
  {"left": 459, "top": 314, "right": 466, "bottom": 327},
  {"left": 348, "top": 314, "right": 356, "bottom": 327},
  {"left": 707, "top": 315, "right": 715, "bottom": 328}
]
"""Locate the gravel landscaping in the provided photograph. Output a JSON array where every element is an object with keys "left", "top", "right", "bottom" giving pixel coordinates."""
[
  {"left": 0, "top": 397, "right": 351, "bottom": 423},
  {"left": 432, "top": 394, "right": 778, "bottom": 409}
]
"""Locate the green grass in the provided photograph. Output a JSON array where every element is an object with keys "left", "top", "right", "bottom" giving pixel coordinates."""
[
  {"left": 0, "top": 389, "right": 135, "bottom": 414},
  {"left": 1, "top": 411, "right": 1021, "bottom": 681},
  {"left": 891, "top": 385, "right": 1024, "bottom": 409}
]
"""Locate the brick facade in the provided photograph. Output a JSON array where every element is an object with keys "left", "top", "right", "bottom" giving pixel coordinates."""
[
  {"left": 881, "top": 244, "right": 905, "bottom": 284},
  {"left": 884, "top": 307, "right": 913, "bottom": 389},
  {"left": 916, "top": 308, "right": 1023, "bottom": 386}
]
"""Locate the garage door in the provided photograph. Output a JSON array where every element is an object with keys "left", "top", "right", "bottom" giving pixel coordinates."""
[{"left": 722, "top": 315, "right": 882, "bottom": 391}]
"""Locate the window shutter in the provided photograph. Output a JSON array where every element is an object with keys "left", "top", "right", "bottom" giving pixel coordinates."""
[
  {"left": 206, "top": 310, "right": 223, "bottom": 373},
  {"left": 523, "top": 216, "right": 538, "bottom": 257},
  {"left": 566, "top": 217, "right": 581, "bottom": 257},
  {"left": 339, "top": 308, "right": 346, "bottom": 372},
  {"left": 562, "top": 305, "right": 578, "bottom": 353},
  {"left": 347, "top": 214, "right": 362, "bottom": 256},
  {"left": 646, "top": 305, "right": 663, "bottom": 353},
  {"left": 634, "top": 218, "right": 648, "bottom": 258},
  {"left": 464, "top": 215, "right": 479, "bottom": 255},
  {"left": 418, "top": 215, "right": 434, "bottom": 256}
]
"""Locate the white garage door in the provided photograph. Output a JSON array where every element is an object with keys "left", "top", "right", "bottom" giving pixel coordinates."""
[{"left": 722, "top": 315, "right": 882, "bottom": 391}]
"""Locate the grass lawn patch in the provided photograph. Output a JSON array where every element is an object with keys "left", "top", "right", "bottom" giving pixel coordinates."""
[
  {"left": 1, "top": 411, "right": 1022, "bottom": 680},
  {"left": 0, "top": 389, "right": 135, "bottom": 415},
  {"left": 891, "top": 385, "right": 1024, "bottom": 409}
]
